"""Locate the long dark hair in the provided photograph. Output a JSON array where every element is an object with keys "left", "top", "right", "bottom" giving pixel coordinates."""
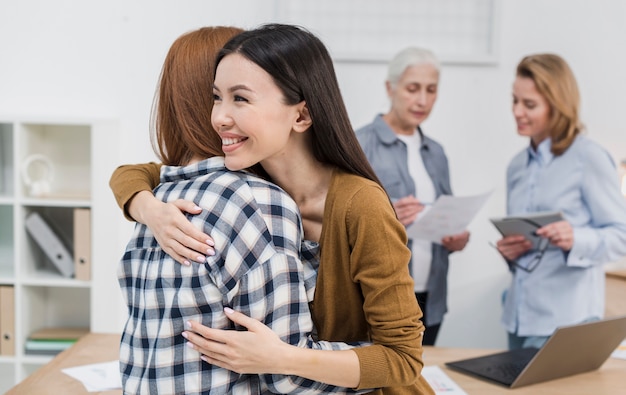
[{"left": 215, "top": 23, "right": 382, "bottom": 186}]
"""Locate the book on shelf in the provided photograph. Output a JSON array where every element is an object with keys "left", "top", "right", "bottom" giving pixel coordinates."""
[
  {"left": 0, "top": 285, "right": 15, "bottom": 356},
  {"left": 24, "top": 327, "right": 89, "bottom": 355}
]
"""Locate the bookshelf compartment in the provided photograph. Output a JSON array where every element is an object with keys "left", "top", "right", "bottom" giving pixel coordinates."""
[
  {"left": 20, "top": 206, "right": 75, "bottom": 279},
  {"left": 0, "top": 123, "right": 14, "bottom": 198},
  {"left": 18, "top": 123, "right": 91, "bottom": 200},
  {"left": 20, "top": 286, "right": 90, "bottom": 352},
  {"left": 0, "top": 118, "right": 120, "bottom": 390},
  {"left": 0, "top": 204, "right": 14, "bottom": 279}
]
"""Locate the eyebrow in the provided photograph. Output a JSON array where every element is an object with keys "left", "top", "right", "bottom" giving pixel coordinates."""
[{"left": 213, "top": 84, "right": 253, "bottom": 93}]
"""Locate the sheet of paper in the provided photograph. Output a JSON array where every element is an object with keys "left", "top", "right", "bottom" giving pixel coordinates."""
[
  {"left": 407, "top": 191, "right": 492, "bottom": 244},
  {"left": 422, "top": 365, "right": 468, "bottom": 395},
  {"left": 62, "top": 360, "right": 122, "bottom": 392},
  {"left": 611, "top": 339, "right": 626, "bottom": 360}
]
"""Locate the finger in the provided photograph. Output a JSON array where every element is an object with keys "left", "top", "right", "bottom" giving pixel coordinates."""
[
  {"left": 223, "top": 307, "right": 264, "bottom": 331},
  {"left": 172, "top": 199, "right": 203, "bottom": 214},
  {"left": 176, "top": 232, "right": 215, "bottom": 261}
]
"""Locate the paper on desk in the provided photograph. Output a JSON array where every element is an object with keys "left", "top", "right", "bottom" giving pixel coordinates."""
[
  {"left": 422, "top": 365, "right": 468, "bottom": 395},
  {"left": 407, "top": 191, "right": 492, "bottom": 244},
  {"left": 62, "top": 360, "right": 122, "bottom": 392},
  {"left": 611, "top": 339, "right": 626, "bottom": 360}
]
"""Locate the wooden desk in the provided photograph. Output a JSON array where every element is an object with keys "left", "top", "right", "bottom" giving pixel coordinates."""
[
  {"left": 8, "top": 333, "right": 626, "bottom": 394},
  {"left": 6, "top": 333, "right": 122, "bottom": 395},
  {"left": 424, "top": 346, "right": 626, "bottom": 394}
]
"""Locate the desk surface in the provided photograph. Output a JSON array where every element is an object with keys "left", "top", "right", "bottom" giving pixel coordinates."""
[
  {"left": 6, "top": 333, "right": 122, "bottom": 395},
  {"left": 8, "top": 333, "right": 626, "bottom": 394}
]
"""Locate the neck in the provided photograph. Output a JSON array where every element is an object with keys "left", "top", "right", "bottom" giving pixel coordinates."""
[
  {"left": 261, "top": 137, "right": 333, "bottom": 241},
  {"left": 383, "top": 112, "right": 417, "bottom": 136}
]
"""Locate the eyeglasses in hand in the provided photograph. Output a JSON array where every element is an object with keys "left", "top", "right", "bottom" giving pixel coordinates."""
[{"left": 489, "top": 235, "right": 550, "bottom": 273}]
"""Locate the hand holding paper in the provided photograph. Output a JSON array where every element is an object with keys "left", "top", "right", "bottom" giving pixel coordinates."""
[{"left": 406, "top": 191, "right": 492, "bottom": 244}]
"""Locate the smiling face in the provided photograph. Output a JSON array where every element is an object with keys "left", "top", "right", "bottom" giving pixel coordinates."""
[
  {"left": 512, "top": 76, "right": 552, "bottom": 146},
  {"left": 385, "top": 63, "right": 439, "bottom": 134},
  {"left": 211, "top": 53, "right": 307, "bottom": 171}
]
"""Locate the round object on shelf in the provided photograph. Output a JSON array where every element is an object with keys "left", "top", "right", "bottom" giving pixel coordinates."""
[{"left": 21, "top": 154, "right": 54, "bottom": 197}]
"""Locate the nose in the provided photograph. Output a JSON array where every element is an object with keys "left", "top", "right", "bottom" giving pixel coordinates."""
[
  {"left": 512, "top": 102, "right": 523, "bottom": 118},
  {"left": 415, "top": 91, "right": 427, "bottom": 107},
  {"left": 211, "top": 102, "right": 232, "bottom": 131}
]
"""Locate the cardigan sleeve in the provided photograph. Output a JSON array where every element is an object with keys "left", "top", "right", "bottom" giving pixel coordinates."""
[
  {"left": 347, "top": 185, "right": 428, "bottom": 390},
  {"left": 109, "top": 162, "right": 162, "bottom": 221}
]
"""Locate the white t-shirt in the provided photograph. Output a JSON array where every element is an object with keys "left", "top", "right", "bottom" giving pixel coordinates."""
[{"left": 397, "top": 132, "right": 436, "bottom": 292}]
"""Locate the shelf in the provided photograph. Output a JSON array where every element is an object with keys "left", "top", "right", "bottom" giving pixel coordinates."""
[
  {"left": 0, "top": 123, "right": 14, "bottom": 198},
  {"left": 0, "top": 118, "right": 121, "bottom": 389},
  {"left": 0, "top": 204, "right": 14, "bottom": 279},
  {"left": 18, "top": 123, "right": 91, "bottom": 199}
]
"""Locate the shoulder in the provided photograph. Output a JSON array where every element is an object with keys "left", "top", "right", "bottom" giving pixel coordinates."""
[
  {"left": 244, "top": 174, "right": 300, "bottom": 214},
  {"left": 566, "top": 134, "right": 617, "bottom": 174},
  {"left": 355, "top": 115, "right": 383, "bottom": 144},
  {"left": 329, "top": 172, "right": 391, "bottom": 213},
  {"left": 507, "top": 147, "right": 528, "bottom": 171},
  {"left": 569, "top": 134, "right": 613, "bottom": 160}
]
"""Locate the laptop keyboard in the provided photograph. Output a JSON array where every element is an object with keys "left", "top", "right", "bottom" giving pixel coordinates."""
[
  {"left": 478, "top": 348, "right": 538, "bottom": 384},
  {"left": 489, "top": 360, "right": 528, "bottom": 383},
  {"left": 446, "top": 347, "right": 539, "bottom": 386}
]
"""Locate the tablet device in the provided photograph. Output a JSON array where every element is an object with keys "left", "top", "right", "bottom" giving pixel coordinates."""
[{"left": 490, "top": 211, "right": 563, "bottom": 249}]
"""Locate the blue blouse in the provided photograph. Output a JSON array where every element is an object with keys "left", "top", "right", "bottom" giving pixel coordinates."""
[{"left": 502, "top": 135, "right": 626, "bottom": 336}]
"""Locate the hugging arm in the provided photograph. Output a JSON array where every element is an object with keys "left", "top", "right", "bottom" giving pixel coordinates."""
[{"left": 109, "top": 162, "right": 214, "bottom": 264}]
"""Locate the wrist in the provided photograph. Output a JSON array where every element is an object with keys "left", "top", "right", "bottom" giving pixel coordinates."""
[{"left": 129, "top": 190, "right": 156, "bottom": 224}]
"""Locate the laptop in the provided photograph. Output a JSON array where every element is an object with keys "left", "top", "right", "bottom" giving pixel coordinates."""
[{"left": 445, "top": 315, "right": 626, "bottom": 388}]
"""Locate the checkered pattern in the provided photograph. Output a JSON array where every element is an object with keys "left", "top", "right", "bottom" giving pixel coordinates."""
[{"left": 118, "top": 157, "right": 364, "bottom": 394}]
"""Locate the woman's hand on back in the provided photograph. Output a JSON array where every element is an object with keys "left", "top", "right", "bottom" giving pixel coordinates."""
[
  {"left": 183, "top": 308, "right": 288, "bottom": 374},
  {"left": 130, "top": 191, "right": 215, "bottom": 265}
]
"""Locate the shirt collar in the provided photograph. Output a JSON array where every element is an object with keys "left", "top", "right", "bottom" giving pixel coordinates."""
[
  {"left": 526, "top": 138, "right": 554, "bottom": 166},
  {"left": 373, "top": 114, "right": 430, "bottom": 150},
  {"left": 161, "top": 156, "right": 228, "bottom": 183}
]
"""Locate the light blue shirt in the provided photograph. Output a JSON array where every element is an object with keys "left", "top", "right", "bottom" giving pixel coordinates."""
[{"left": 502, "top": 135, "right": 626, "bottom": 336}]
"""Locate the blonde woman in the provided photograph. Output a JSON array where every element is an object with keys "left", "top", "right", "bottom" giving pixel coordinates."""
[{"left": 495, "top": 53, "right": 626, "bottom": 350}]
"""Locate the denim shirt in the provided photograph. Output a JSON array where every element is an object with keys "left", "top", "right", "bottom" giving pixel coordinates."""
[
  {"left": 502, "top": 135, "right": 626, "bottom": 336},
  {"left": 356, "top": 114, "right": 451, "bottom": 326}
]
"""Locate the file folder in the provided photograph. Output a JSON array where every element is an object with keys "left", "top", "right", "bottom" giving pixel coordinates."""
[
  {"left": 25, "top": 212, "right": 74, "bottom": 278},
  {"left": 73, "top": 208, "right": 91, "bottom": 281},
  {"left": 0, "top": 285, "right": 15, "bottom": 355}
]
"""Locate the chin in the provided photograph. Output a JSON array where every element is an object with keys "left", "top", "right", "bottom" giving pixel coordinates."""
[{"left": 224, "top": 158, "right": 246, "bottom": 171}]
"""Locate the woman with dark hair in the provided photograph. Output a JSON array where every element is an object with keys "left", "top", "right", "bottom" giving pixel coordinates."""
[
  {"left": 117, "top": 26, "right": 368, "bottom": 394},
  {"left": 111, "top": 24, "right": 433, "bottom": 394},
  {"left": 495, "top": 53, "right": 626, "bottom": 350}
]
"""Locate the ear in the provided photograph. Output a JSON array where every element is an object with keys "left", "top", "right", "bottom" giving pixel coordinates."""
[
  {"left": 292, "top": 101, "right": 313, "bottom": 133},
  {"left": 385, "top": 81, "right": 394, "bottom": 98}
]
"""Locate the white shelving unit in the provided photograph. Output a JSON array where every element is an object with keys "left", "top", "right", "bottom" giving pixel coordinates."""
[{"left": 0, "top": 118, "right": 121, "bottom": 391}]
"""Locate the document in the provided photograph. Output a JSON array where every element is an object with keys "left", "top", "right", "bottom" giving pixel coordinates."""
[
  {"left": 407, "top": 191, "right": 491, "bottom": 244},
  {"left": 611, "top": 339, "right": 626, "bottom": 360},
  {"left": 62, "top": 360, "right": 122, "bottom": 392},
  {"left": 422, "top": 365, "right": 468, "bottom": 395}
]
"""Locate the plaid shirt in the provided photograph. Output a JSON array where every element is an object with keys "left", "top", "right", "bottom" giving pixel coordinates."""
[{"left": 118, "top": 157, "right": 365, "bottom": 394}]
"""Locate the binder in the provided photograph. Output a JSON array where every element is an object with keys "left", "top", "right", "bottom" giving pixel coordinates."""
[
  {"left": 0, "top": 285, "right": 15, "bottom": 355},
  {"left": 25, "top": 212, "right": 74, "bottom": 278},
  {"left": 73, "top": 208, "right": 91, "bottom": 281}
]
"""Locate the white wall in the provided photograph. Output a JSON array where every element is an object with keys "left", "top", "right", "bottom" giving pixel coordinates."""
[{"left": 1, "top": 0, "right": 625, "bottom": 348}]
